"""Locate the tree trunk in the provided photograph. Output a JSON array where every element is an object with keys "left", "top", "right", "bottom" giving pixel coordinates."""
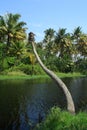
[{"left": 31, "top": 42, "right": 75, "bottom": 114}]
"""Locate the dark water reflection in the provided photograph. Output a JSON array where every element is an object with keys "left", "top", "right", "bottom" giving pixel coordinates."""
[{"left": 0, "top": 77, "right": 87, "bottom": 130}]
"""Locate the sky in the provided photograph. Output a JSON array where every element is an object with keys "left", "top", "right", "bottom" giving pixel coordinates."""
[{"left": 0, "top": 0, "right": 87, "bottom": 42}]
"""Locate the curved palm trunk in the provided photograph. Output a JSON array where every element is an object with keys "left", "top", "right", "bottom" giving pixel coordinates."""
[{"left": 31, "top": 42, "right": 75, "bottom": 114}]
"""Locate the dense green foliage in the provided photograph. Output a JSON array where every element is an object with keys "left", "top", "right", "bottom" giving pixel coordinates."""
[
  {"left": 36, "top": 107, "right": 87, "bottom": 130},
  {"left": 0, "top": 13, "right": 87, "bottom": 129},
  {"left": 0, "top": 13, "right": 87, "bottom": 75},
  {"left": 1, "top": 64, "right": 45, "bottom": 75}
]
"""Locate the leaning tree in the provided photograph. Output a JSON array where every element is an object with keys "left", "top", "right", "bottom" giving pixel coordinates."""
[{"left": 28, "top": 32, "right": 75, "bottom": 114}]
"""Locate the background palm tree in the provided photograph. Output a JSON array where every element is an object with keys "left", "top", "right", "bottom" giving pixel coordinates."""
[
  {"left": 77, "top": 34, "right": 87, "bottom": 58},
  {"left": 72, "top": 26, "right": 86, "bottom": 60},
  {"left": 43, "top": 28, "right": 55, "bottom": 43},
  {"left": 55, "top": 28, "right": 73, "bottom": 58},
  {"left": 43, "top": 28, "right": 55, "bottom": 58},
  {"left": 0, "top": 13, "right": 27, "bottom": 49},
  {"left": 72, "top": 26, "right": 82, "bottom": 41}
]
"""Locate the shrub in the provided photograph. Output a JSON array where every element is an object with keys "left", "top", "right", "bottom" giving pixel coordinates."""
[
  {"left": 1, "top": 63, "right": 46, "bottom": 75},
  {"left": 2, "top": 58, "right": 9, "bottom": 70},
  {"left": 5, "top": 64, "right": 45, "bottom": 75},
  {"left": 36, "top": 107, "right": 87, "bottom": 130},
  {"left": 17, "top": 64, "right": 45, "bottom": 75},
  {"left": 56, "top": 57, "right": 75, "bottom": 73},
  {"left": 75, "top": 58, "right": 87, "bottom": 75},
  {"left": 17, "top": 64, "right": 33, "bottom": 75}
]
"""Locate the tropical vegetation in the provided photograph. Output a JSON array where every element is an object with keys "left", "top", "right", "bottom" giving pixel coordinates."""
[
  {"left": 0, "top": 13, "right": 87, "bottom": 76},
  {"left": 0, "top": 12, "right": 87, "bottom": 129},
  {"left": 36, "top": 107, "right": 87, "bottom": 130}
]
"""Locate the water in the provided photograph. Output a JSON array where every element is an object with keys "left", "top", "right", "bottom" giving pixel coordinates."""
[{"left": 0, "top": 77, "right": 87, "bottom": 129}]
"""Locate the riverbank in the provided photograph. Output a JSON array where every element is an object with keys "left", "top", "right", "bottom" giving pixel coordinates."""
[
  {"left": 36, "top": 107, "right": 87, "bottom": 130},
  {"left": 0, "top": 72, "right": 86, "bottom": 80}
]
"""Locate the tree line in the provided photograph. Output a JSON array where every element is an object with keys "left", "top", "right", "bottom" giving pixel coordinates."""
[{"left": 0, "top": 13, "right": 87, "bottom": 75}]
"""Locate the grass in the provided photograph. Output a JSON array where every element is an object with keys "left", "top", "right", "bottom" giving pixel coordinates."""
[
  {"left": 36, "top": 107, "right": 87, "bottom": 130},
  {"left": 56, "top": 72, "right": 86, "bottom": 78},
  {"left": 0, "top": 71, "right": 86, "bottom": 80},
  {"left": 0, "top": 73, "right": 49, "bottom": 80}
]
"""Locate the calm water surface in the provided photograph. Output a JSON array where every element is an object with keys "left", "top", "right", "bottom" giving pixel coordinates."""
[{"left": 0, "top": 77, "right": 87, "bottom": 130}]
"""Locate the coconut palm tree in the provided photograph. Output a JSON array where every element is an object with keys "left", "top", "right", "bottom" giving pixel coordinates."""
[
  {"left": 72, "top": 26, "right": 82, "bottom": 41},
  {"left": 43, "top": 28, "right": 55, "bottom": 58},
  {"left": 28, "top": 32, "right": 75, "bottom": 114},
  {"left": 72, "top": 26, "right": 86, "bottom": 60},
  {"left": 55, "top": 28, "right": 73, "bottom": 58},
  {"left": 43, "top": 28, "right": 55, "bottom": 43},
  {"left": 77, "top": 34, "right": 87, "bottom": 58},
  {"left": 0, "top": 13, "right": 27, "bottom": 48}
]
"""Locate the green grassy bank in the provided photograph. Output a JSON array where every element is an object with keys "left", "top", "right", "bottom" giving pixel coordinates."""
[
  {"left": 0, "top": 72, "right": 86, "bottom": 80},
  {"left": 36, "top": 107, "right": 87, "bottom": 130}
]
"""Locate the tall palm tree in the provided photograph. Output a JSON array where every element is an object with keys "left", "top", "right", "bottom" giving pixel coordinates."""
[
  {"left": 72, "top": 26, "right": 82, "bottom": 41},
  {"left": 72, "top": 26, "right": 84, "bottom": 60},
  {"left": 0, "top": 13, "right": 27, "bottom": 48},
  {"left": 77, "top": 34, "right": 87, "bottom": 58},
  {"left": 43, "top": 28, "right": 55, "bottom": 43},
  {"left": 55, "top": 28, "right": 73, "bottom": 58},
  {"left": 28, "top": 32, "right": 75, "bottom": 114},
  {"left": 43, "top": 28, "right": 55, "bottom": 58}
]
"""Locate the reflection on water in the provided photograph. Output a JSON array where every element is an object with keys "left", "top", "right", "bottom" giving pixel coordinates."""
[{"left": 0, "top": 77, "right": 87, "bottom": 129}]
